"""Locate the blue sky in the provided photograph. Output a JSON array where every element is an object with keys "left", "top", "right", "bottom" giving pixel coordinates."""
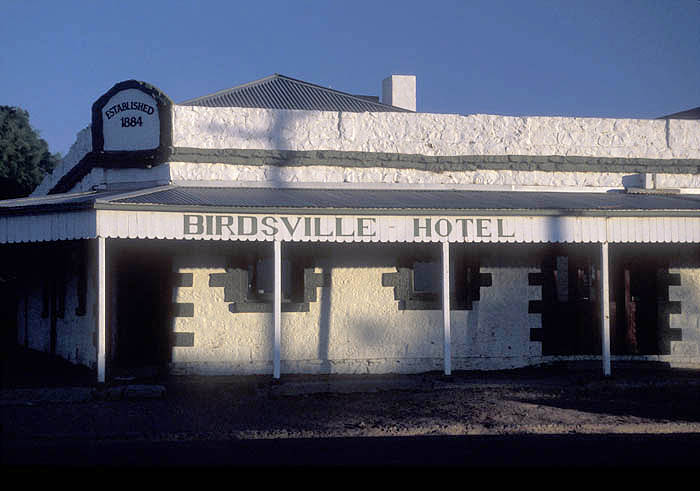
[{"left": 2, "top": 0, "right": 699, "bottom": 157}]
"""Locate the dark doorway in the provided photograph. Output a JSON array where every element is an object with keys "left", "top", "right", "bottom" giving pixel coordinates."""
[
  {"left": 537, "top": 247, "right": 601, "bottom": 355},
  {"left": 0, "top": 279, "right": 18, "bottom": 353},
  {"left": 610, "top": 250, "right": 681, "bottom": 355},
  {"left": 113, "top": 249, "right": 171, "bottom": 374}
]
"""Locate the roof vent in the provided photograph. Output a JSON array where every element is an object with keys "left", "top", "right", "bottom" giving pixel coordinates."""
[{"left": 382, "top": 75, "right": 416, "bottom": 111}]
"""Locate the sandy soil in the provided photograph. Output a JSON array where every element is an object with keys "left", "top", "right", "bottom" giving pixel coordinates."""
[
  {"left": 2, "top": 349, "right": 700, "bottom": 442},
  {"left": 222, "top": 367, "right": 700, "bottom": 440}
]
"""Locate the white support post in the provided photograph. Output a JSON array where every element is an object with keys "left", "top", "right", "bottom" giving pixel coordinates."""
[
  {"left": 97, "top": 236, "right": 106, "bottom": 383},
  {"left": 442, "top": 241, "right": 452, "bottom": 376},
  {"left": 600, "top": 242, "right": 611, "bottom": 377},
  {"left": 273, "top": 240, "right": 282, "bottom": 379}
]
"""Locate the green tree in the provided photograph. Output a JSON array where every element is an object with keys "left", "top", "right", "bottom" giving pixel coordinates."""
[{"left": 0, "top": 106, "right": 60, "bottom": 199}]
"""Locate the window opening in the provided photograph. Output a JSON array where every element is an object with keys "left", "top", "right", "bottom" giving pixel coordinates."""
[{"left": 413, "top": 261, "right": 440, "bottom": 294}]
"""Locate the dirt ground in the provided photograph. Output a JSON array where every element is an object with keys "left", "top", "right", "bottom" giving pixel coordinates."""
[{"left": 2, "top": 348, "right": 700, "bottom": 442}]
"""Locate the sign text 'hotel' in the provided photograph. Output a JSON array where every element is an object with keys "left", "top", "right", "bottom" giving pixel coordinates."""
[{"left": 183, "top": 214, "right": 515, "bottom": 240}]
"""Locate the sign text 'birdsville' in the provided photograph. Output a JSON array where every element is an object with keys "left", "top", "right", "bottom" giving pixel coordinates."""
[{"left": 183, "top": 214, "right": 515, "bottom": 240}]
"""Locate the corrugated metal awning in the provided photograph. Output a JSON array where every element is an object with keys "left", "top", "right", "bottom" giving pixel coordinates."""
[
  {"left": 4, "top": 185, "right": 700, "bottom": 244},
  {"left": 0, "top": 189, "right": 124, "bottom": 215},
  {"left": 103, "top": 186, "right": 700, "bottom": 215}
]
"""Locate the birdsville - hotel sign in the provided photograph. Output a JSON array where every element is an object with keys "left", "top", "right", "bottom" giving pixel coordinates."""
[{"left": 182, "top": 214, "right": 516, "bottom": 241}]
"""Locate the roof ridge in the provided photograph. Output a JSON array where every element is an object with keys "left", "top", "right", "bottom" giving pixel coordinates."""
[
  {"left": 179, "top": 74, "right": 280, "bottom": 105},
  {"left": 178, "top": 74, "right": 412, "bottom": 112},
  {"left": 265, "top": 74, "right": 402, "bottom": 110}
]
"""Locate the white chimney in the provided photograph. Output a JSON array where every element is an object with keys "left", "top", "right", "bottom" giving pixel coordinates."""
[{"left": 382, "top": 75, "right": 416, "bottom": 111}]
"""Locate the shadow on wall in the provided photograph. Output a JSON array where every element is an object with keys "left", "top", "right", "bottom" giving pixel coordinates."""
[
  {"left": 194, "top": 109, "right": 313, "bottom": 186},
  {"left": 308, "top": 244, "right": 440, "bottom": 372},
  {"left": 317, "top": 265, "right": 331, "bottom": 373}
]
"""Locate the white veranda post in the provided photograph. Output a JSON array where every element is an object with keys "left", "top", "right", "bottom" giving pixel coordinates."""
[
  {"left": 600, "top": 242, "right": 611, "bottom": 377},
  {"left": 97, "top": 236, "right": 106, "bottom": 383},
  {"left": 273, "top": 240, "right": 282, "bottom": 379},
  {"left": 442, "top": 241, "right": 451, "bottom": 376}
]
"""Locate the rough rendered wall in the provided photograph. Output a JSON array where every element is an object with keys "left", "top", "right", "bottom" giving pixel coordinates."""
[
  {"left": 70, "top": 165, "right": 172, "bottom": 193},
  {"left": 170, "top": 247, "right": 546, "bottom": 375},
  {"left": 171, "top": 257, "right": 274, "bottom": 374},
  {"left": 453, "top": 265, "right": 542, "bottom": 370},
  {"left": 669, "top": 267, "right": 700, "bottom": 362},
  {"left": 35, "top": 107, "right": 700, "bottom": 196},
  {"left": 31, "top": 127, "right": 92, "bottom": 196},
  {"left": 54, "top": 272, "right": 83, "bottom": 365},
  {"left": 74, "top": 248, "right": 98, "bottom": 369},
  {"left": 172, "top": 106, "right": 700, "bottom": 159},
  {"left": 170, "top": 252, "right": 446, "bottom": 375},
  {"left": 291, "top": 263, "right": 445, "bottom": 374},
  {"left": 16, "top": 285, "right": 49, "bottom": 352},
  {"left": 167, "top": 106, "right": 700, "bottom": 190},
  {"left": 169, "top": 161, "right": 695, "bottom": 189},
  {"left": 15, "top": 244, "right": 97, "bottom": 369}
]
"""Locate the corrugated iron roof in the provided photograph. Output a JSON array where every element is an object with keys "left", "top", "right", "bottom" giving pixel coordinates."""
[
  {"left": 180, "top": 74, "right": 412, "bottom": 112},
  {"left": 5, "top": 186, "right": 700, "bottom": 217},
  {"left": 0, "top": 189, "right": 126, "bottom": 215},
  {"left": 659, "top": 106, "right": 700, "bottom": 120},
  {"left": 108, "top": 186, "right": 700, "bottom": 213}
]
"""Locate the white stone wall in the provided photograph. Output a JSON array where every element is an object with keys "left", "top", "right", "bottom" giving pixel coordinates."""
[
  {"left": 656, "top": 174, "right": 700, "bottom": 189},
  {"left": 32, "top": 127, "right": 92, "bottom": 196},
  {"left": 172, "top": 106, "right": 700, "bottom": 159},
  {"left": 53, "top": 270, "right": 97, "bottom": 367},
  {"left": 669, "top": 267, "right": 700, "bottom": 360},
  {"left": 168, "top": 161, "right": 662, "bottom": 189},
  {"left": 171, "top": 257, "right": 273, "bottom": 374},
  {"left": 453, "top": 266, "right": 542, "bottom": 370},
  {"left": 16, "top": 284, "right": 49, "bottom": 352},
  {"left": 169, "top": 248, "right": 549, "bottom": 375},
  {"left": 70, "top": 165, "right": 172, "bottom": 193},
  {"left": 15, "top": 248, "right": 97, "bottom": 369},
  {"left": 34, "top": 107, "right": 700, "bottom": 196},
  {"left": 170, "top": 253, "right": 447, "bottom": 375}
]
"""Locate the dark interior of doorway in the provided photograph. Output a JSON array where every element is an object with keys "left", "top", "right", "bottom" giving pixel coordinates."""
[
  {"left": 535, "top": 245, "right": 682, "bottom": 356},
  {"left": 610, "top": 250, "right": 682, "bottom": 356},
  {"left": 535, "top": 249, "right": 601, "bottom": 355},
  {"left": 113, "top": 248, "right": 172, "bottom": 377}
]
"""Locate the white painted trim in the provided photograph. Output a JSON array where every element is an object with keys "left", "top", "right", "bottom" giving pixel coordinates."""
[
  {"left": 600, "top": 242, "right": 611, "bottom": 377},
  {"left": 0, "top": 210, "right": 97, "bottom": 244},
  {"left": 273, "top": 239, "right": 281, "bottom": 379},
  {"left": 97, "top": 236, "right": 106, "bottom": 383},
  {"left": 94, "top": 210, "right": 700, "bottom": 244},
  {"left": 442, "top": 241, "right": 451, "bottom": 376}
]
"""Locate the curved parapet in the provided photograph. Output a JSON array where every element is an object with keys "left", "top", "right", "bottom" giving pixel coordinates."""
[
  {"left": 91, "top": 79, "right": 173, "bottom": 156},
  {"left": 43, "top": 80, "right": 174, "bottom": 195}
]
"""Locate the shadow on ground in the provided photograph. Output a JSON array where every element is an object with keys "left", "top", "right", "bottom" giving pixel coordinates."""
[{"left": 1, "top": 345, "right": 95, "bottom": 388}]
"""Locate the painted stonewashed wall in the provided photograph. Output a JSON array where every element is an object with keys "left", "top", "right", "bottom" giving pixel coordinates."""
[
  {"left": 15, "top": 242, "right": 98, "bottom": 369},
  {"left": 669, "top": 267, "right": 700, "bottom": 363},
  {"left": 31, "top": 127, "right": 92, "bottom": 196},
  {"left": 169, "top": 245, "right": 546, "bottom": 375},
  {"left": 16, "top": 284, "right": 48, "bottom": 352},
  {"left": 166, "top": 161, "right": 700, "bottom": 191},
  {"left": 32, "top": 105, "right": 700, "bottom": 197},
  {"left": 171, "top": 256, "right": 273, "bottom": 374},
  {"left": 170, "top": 251, "right": 447, "bottom": 375},
  {"left": 453, "top": 265, "right": 542, "bottom": 371},
  {"left": 172, "top": 107, "right": 700, "bottom": 159}
]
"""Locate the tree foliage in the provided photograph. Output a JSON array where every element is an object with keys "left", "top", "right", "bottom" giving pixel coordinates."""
[{"left": 0, "top": 106, "right": 60, "bottom": 199}]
